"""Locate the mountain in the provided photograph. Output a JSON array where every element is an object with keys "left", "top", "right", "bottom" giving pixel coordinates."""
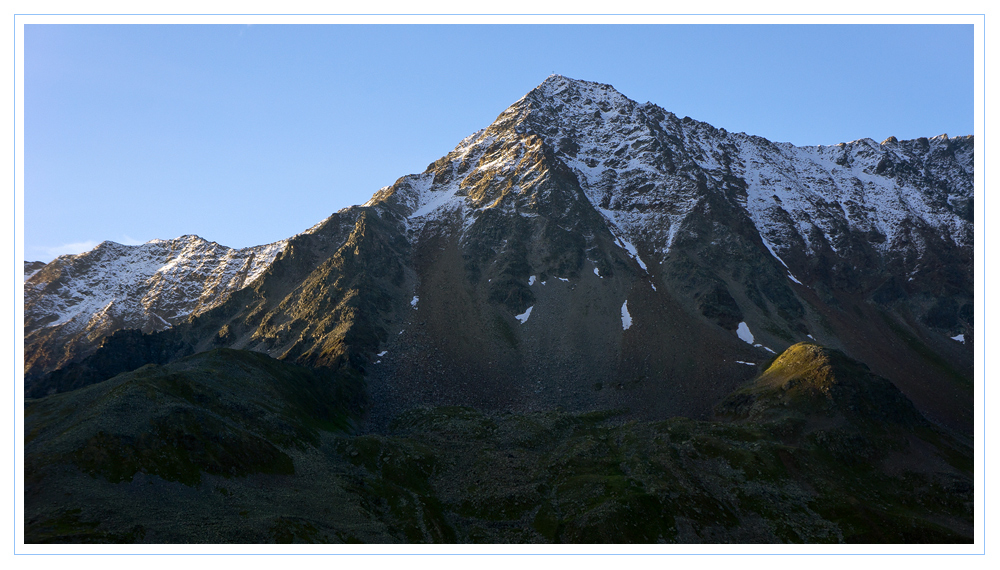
[
  {"left": 24, "top": 235, "right": 287, "bottom": 382},
  {"left": 25, "top": 75, "right": 973, "bottom": 433},
  {"left": 22, "top": 75, "right": 975, "bottom": 544}
]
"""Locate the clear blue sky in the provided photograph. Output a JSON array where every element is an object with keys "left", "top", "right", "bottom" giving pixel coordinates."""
[{"left": 23, "top": 24, "right": 974, "bottom": 262}]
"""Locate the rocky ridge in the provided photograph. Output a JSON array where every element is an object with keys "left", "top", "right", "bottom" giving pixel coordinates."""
[
  {"left": 382, "top": 75, "right": 971, "bottom": 267},
  {"left": 24, "top": 235, "right": 287, "bottom": 380}
]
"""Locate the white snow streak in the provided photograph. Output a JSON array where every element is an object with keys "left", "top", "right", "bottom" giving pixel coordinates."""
[
  {"left": 760, "top": 234, "right": 790, "bottom": 269},
  {"left": 618, "top": 237, "right": 648, "bottom": 271},
  {"left": 515, "top": 306, "right": 533, "bottom": 324},
  {"left": 621, "top": 300, "right": 632, "bottom": 330}
]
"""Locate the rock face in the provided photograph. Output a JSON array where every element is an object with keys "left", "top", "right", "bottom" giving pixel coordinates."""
[
  {"left": 24, "top": 235, "right": 287, "bottom": 381},
  {"left": 24, "top": 75, "right": 974, "bottom": 433},
  {"left": 24, "top": 260, "right": 46, "bottom": 281}
]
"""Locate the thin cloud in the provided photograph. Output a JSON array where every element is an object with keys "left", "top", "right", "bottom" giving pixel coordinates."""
[
  {"left": 28, "top": 236, "right": 147, "bottom": 263},
  {"left": 31, "top": 240, "right": 100, "bottom": 262},
  {"left": 119, "top": 235, "right": 146, "bottom": 245}
]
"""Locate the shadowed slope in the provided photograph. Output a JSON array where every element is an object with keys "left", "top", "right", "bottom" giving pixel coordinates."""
[{"left": 25, "top": 344, "right": 971, "bottom": 543}]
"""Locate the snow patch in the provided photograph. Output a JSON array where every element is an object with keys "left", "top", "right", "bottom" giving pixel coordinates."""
[
  {"left": 594, "top": 267, "right": 602, "bottom": 278},
  {"left": 621, "top": 300, "right": 632, "bottom": 330},
  {"left": 735, "top": 361, "right": 755, "bottom": 366},
  {"left": 411, "top": 296, "right": 419, "bottom": 309},
  {"left": 558, "top": 277, "right": 569, "bottom": 282},
  {"left": 515, "top": 306, "right": 533, "bottom": 324},
  {"left": 787, "top": 273, "right": 803, "bottom": 285},
  {"left": 736, "top": 322, "right": 755, "bottom": 345},
  {"left": 528, "top": 275, "right": 536, "bottom": 286},
  {"left": 951, "top": 334, "right": 965, "bottom": 344},
  {"left": 407, "top": 173, "right": 455, "bottom": 219},
  {"left": 377, "top": 351, "right": 388, "bottom": 357}
]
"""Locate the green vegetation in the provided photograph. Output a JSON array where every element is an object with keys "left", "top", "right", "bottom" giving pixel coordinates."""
[{"left": 24, "top": 345, "right": 972, "bottom": 544}]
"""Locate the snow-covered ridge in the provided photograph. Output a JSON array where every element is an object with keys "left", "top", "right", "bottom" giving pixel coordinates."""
[
  {"left": 732, "top": 133, "right": 972, "bottom": 258},
  {"left": 25, "top": 234, "right": 287, "bottom": 339},
  {"left": 376, "top": 76, "right": 667, "bottom": 234},
  {"left": 515, "top": 75, "right": 972, "bottom": 263},
  {"left": 365, "top": 74, "right": 970, "bottom": 281}
]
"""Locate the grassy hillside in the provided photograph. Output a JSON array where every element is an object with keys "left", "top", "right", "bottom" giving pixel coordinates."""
[{"left": 24, "top": 344, "right": 971, "bottom": 543}]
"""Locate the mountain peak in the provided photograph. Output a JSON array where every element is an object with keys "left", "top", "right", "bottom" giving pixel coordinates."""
[
  {"left": 526, "top": 74, "right": 633, "bottom": 109},
  {"left": 24, "top": 232, "right": 289, "bottom": 380}
]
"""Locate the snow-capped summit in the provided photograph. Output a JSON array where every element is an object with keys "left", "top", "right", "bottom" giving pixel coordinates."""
[
  {"left": 373, "top": 75, "right": 971, "bottom": 277},
  {"left": 24, "top": 234, "right": 287, "bottom": 379}
]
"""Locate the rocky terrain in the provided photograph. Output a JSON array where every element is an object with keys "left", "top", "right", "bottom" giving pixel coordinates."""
[
  {"left": 24, "top": 235, "right": 288, "bottom": 383},
  {"left": 23, "top": 76, "right": 975, "bottom": 543}
]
